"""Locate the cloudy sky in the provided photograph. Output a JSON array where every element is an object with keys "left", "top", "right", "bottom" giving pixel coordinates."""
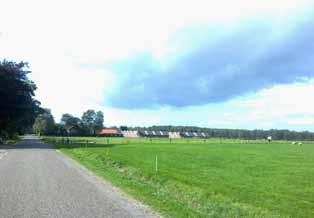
[{"left": 1, "top": 0, "right": 314, "bottom": 130}]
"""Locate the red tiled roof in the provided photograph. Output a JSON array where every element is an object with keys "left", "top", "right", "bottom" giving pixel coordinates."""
[{"left": 98, "top": 128, "right": 120, "bottom": 135}]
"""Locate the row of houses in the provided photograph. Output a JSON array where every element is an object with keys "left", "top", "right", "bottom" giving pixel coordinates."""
[{"left": 98, "top": 128, "right": 210, "bottom": 138}]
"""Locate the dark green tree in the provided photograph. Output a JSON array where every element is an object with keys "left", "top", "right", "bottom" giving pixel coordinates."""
[
  {"left": 61, "top": 113, "right": 81, "bottom": 135},
  {"left": 81, "top": 110, "right": 104, "bottom": 135},
  {"left": 54, "top": 123, "right": 67, "bottom": 136},
  {"left": 0, "top": 60, "right": 42, "bottom": 138},
  {"left": 95, "top": 111, "right": 104, "bottom": 132}
]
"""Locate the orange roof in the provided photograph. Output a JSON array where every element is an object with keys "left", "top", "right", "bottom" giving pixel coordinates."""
[{"left": 98, "top": 128, "right": 120, "bottom": 135}]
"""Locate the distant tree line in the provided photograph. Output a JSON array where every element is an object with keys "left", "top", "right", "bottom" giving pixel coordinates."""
[
  {"left": 32, "top": 109, "right": 104, "bottom": 136},
  {"left": 33, "top": 116, "right": 314, "bottom": 140},
  {"left": 0, "top": 60, "right": 43, "bottom": 141},
  {"left": 127, "top": 125, "right": 314, "bottom": 141}
]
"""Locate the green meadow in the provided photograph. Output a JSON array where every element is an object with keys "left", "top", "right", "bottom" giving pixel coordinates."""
[{"left": 44, "top": 137, "right": 314, "bottom": 218}]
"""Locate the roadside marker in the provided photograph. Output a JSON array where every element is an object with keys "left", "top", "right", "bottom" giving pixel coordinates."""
[{"left": 155, "top": 155, "right": 158, "bottom": 173}]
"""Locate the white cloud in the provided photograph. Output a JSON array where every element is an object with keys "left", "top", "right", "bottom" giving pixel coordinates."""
[
  {"left": 244, "top": 80, "right": 314, "bottom": 117},
  {"left": 214, "top": 80, "right": 314, "bottom": 130}
]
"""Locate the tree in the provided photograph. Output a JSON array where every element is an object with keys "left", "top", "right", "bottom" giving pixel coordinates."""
[
  {"left": 81, "top": 110, "right": 96, "bottom": 134},
  {"left": 0, "top": 60, "right": 42, "bottom": 138},
  {"left": 33, "top": 109, "right": 55, "bottom": 136},
  {"left": 54, "top": 123, "right": 67, "bottom": 136},
  {"left": 61, "top": 113, "right": 81, "bottom": 135},
  {"left": 95, "top": 111, "right": 104, "bottom": 132},
  {"left": 81, "top": 110, "right": 104, "bottom": 135},
  {"left": 61, "top": 113, "right": 80, "bottom": 127},
  {"left": 120, "top": 126, "right": 128, "bottom": 131}
]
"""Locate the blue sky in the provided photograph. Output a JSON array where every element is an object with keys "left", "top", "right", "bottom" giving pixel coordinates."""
[{"left": 1, "top": 0, "right": 314, "bottom": 130}]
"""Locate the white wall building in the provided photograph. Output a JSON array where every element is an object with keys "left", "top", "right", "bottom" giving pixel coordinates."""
[
  {"left": 122, "top": 130, "right": 140, "bottom": 138},
  {"left": 169, "top": 132, "right": 181, "bottom": 138}
]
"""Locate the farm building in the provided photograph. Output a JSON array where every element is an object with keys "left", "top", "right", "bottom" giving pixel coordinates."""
[
  {"left": 169, "top": 132, "right": 181, "bottom": 138},
  {"left": 66, "top": 126, "right": 80, "bottom": 136},
  {"left": 98, "top": 128, "right": 123, "bottom": 137},
  {"left": 200, "top": 132, "right": 209, "bottom": 138},
  {"left": 122, "top": 130, "right": 140, "bottom": 138},
  {"left": 180, "top": 132, "right": 194, "bottom": 138},
  {"left": 100, "top": 127, "right": 210, "bottom": 139},
  {"left": 132, "top": 130, "right": 210, "bottom": 138},
  {"left": 180, "top": 132, "right": 209, "bottom": 138},
  {"left": 138, "top": 130, "right": 169, "bottom": 137},
  {"left": 158, "top": 131, "right": 169, "bottom": 137},
  {"left": 193, "top": 132, "right": 209, "bottom": 138}
]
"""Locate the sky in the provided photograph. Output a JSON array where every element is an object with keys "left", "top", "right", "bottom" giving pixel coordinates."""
[{"left": 1, "top": 0, "right": 314, "bottom": 130}]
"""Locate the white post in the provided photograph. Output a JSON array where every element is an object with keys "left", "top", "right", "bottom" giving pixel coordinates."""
[{"left": 155, "top": 155, "right": 158, "bottom": 173}]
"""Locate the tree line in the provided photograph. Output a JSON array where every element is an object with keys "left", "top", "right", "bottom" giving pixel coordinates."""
[
  {"left": 127, "top": 125, "right": 314, "bottom": 141},
  {"left": 33, "top": 109, "right": 104, "bottom": 136}
]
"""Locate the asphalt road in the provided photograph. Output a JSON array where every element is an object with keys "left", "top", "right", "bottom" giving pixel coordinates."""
[{"left": 0, "top": 136, "right": 158, "bottom": 218}]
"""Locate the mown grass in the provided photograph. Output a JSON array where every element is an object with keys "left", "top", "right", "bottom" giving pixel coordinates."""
[{"left": 44, "top": 137, "right": 314, "bottom": 218}]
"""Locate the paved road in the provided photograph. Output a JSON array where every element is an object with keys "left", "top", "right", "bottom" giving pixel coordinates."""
[{"left": 0, "top": 136, "right": 158, "bottom": 218}]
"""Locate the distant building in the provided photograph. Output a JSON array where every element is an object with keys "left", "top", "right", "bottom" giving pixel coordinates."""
[
  {"left": 98, "top": 128, "right": 123, "bottom": 137},
  {"left": 179, "top": 132, "right": 209, "bottom": 138},
  {"left": 200, "top": 132, "right": 208, "bottom": 138},
  {"left": 138, "top": 130, "right": 169, "bottom": 137},
  {"left": 169, "top": 132, "right": 181, "bottom": 138},
  {"left": 66, "top": 126, "right": 79, "bottom": 136},
  {"left": 157, "top": 131, "right": 169, "bottom": 137},
  {"left": 105, "top": 128, "right": 209, "bottom": 139},
  {"left": 195, "top": 132, "right": 209, "bottom": 138},
  {"left": 122, "top": 130, "right": 140, "bottom": 138},
  {"left": 180, "top": 132, "right": 194, "bottom": 138}
]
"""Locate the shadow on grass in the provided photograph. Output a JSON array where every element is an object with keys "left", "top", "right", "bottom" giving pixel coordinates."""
[
  {"left": 54, "top": 142, "right": 121, "bottom": 149},
  {"left": 2, "top": 138, "right": 126, "bottom": 150}
]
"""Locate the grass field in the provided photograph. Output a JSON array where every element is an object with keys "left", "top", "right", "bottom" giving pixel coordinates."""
[{"left": 44, "top": 137, "right": 314, "bottom": 218}]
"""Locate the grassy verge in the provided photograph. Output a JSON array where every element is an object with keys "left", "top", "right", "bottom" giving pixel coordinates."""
[
  {"left": 44, "top": 137, "right": 314, "bottom": 218},
  {"left": 0, "top": 136, "right": 21, "bottom": 147}
]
